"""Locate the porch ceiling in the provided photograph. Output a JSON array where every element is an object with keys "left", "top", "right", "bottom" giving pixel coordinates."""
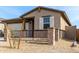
[{"left": 23, "top": 17, "right": 34, "bottom": 22}]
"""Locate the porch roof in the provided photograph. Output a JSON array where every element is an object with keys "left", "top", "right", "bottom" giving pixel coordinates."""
[{"left": 1, "top": 18, "right": 23, "bottom": 24}]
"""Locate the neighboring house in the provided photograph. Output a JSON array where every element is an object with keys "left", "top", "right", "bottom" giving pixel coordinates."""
[
  {"left": 0, "top": 6, "right": 76, "bottom": 44},
  {"left": 0, "top": 18, "right": 5, "bottom": 32},
  {"left": 0, "top": 18, "right": 5, "bottom": 40}
]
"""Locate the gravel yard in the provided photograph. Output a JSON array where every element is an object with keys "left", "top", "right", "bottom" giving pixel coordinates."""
[{"left": 0, "top": 39, "right": 79, "bottom": 53}]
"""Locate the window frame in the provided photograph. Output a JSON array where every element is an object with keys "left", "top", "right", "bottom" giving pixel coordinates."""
[{"left": 42, "top": 16, "right": 51, "bottom": 29}]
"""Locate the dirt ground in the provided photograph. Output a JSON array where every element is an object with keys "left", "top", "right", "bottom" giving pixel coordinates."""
[{"left": 0, "top": 39, "right": 79, "bottom": 53}]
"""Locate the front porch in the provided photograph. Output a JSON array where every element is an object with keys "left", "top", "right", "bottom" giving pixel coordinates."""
[
  {"left": 10, "top": 29, "right": 55, "bottom": 44},
  {"left": 2, "top": 17, "right": 76, "bottom": 46},
  {"left": 5, "top": 28, "right": 56, "bottom": 48},
  {"left": 7, "top": 17, "right": 56, "bottom": 45}
]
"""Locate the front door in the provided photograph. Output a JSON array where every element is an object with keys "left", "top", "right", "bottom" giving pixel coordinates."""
[
  {"left": 25, "top": 22, "right": 32, "bottom": 37},
  {"left": 25, "top": 18, "right": 34, "bottom": 37}
]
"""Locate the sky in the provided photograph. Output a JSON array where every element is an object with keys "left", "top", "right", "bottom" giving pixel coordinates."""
[{"left": 0, "top": 6, "right": 79, "bottom": 28}]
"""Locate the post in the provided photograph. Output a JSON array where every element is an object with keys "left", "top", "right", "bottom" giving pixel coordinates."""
[
  {"left": 48, "top": 28, "right": 55, "bottom": 46},
  {"left": 58, "top": 29, "right": 60, "bottom": 41},
  {"left": 22, "top": 18, "right": 25, "bottom": 30},
  {"left": 60, "top": 30, "right": 62, "bottom": 39},
  {"left": 53, "top": 28, "right": 55, "bottom": 46},
  {"left": 48, "top": 28, "right": 53, "bottom": 44}
]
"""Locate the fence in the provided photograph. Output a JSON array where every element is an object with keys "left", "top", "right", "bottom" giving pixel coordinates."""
[
  {"left": 65, "top": 26, "right": 76, "bottom": 40},
  {"left": 11, "top": 30, "right": 48, "bottom": 38},
  {"left": 10, "top": 28, "right": 56, "bottom": 45},
  {"left": 76, "top": 29, "right": 79, "bottom": 41}
]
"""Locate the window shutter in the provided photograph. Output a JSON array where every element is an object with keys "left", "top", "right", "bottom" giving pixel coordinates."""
[
  {"left": 50, "top": 16, "right": 54, "bottom": 28},
  {"left": 39, "top": 17, "right": 43, "bottom": 29}
]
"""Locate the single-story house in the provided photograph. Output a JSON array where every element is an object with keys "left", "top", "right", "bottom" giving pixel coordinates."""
[{"left": 0, "top": 6, "right": 77, "bottom": 45}]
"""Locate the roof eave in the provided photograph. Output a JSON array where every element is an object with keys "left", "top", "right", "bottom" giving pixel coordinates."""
[{"left": 20, "top": 6, "right": 72, "bottom": 26}]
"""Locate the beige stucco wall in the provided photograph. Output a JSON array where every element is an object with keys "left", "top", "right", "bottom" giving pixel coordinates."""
[
  {"left": 60, "top": 16, "right": 70, "bottom": 39},
  {"left": 23, "top": 9, "right": 61, "bottom": 30},
  {"left": 7, "top": 23, "right": 22, "bottom": 30},
  {"left": 60, "top": 16, "right": 69, "bottom": 30}
]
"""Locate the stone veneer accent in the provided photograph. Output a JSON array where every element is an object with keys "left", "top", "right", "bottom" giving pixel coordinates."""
[{"left": 48, "top": 28, "right": 55, "bottom": 45}]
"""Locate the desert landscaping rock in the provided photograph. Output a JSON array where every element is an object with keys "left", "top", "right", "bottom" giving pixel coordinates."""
[{"left": 0, "top": 39, "right": 79, "bottom": 53}]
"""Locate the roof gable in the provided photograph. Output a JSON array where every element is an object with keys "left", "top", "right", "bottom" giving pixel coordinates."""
[{"left": 20, "top": 6, "right": 71, "bottom": 26}]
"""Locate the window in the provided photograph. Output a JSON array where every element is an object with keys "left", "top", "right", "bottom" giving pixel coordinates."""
[{"left": 43, "top": 16, "right": 50, "bottom": 29}]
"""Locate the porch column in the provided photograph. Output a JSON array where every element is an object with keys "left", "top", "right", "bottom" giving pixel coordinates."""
[
  {"left": 60, "top": 30, "right": 62, "bottom": 39},
  {"left": 53, "top": 28, "right": 55, "bottom": 46},
  {"left": 48, "top": 28, "right": 55, "bottom": 46},
  {"left": 22, "top": 18, "right": 25, "bottom": 30},
  {"left": 58, "top": 29, "right": 60, "bottom": 41}
]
